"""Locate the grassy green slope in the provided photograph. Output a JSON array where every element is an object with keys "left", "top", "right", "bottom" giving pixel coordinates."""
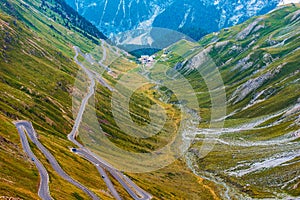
[
  {"left": 0, "top": 0, "right": 117, "bottom": 199},
  {"left": 0, "top": 0, "right": 222, "bottom": 199},
  {"left": 75, "top": 43, "right": 221, "bottom": 199},
  {"left": 1, "top": 0, "right": 298, "bottom": 199},
  {"left": 154, "top": 4, "right": 300, "bottom": 199}
]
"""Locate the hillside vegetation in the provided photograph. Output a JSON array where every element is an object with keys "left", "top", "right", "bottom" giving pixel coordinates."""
[
  {"left": 0, "top": 0, "right": 118, "bottom": 198},
  {"left": 0, "top": 0, "right": 220, "bottom": 199},
  {"left": 152, "top": 4, "right": 300, "bottom": 199},
  {"left": 0, "top": 0, "right": 299, "bottom": 199}
]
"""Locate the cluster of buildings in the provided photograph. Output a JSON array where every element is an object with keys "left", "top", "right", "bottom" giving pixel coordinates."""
[
  {"left": 138, "top": 55, "right": 156, "bottom": 66},
  {"left": 138, "top": 49, "right": 171, "bottom": 66}
]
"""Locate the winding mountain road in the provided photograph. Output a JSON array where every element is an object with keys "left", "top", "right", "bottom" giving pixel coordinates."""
[
  {"left": 75, "top": 148, "right": 152, "bottom": 200},
  {"left": 67, "top": 46, "right": 95, "bottom": 149},
  {"left": 68, "top": 45, "right": 152, "bottom": 200},
  {"left": 14, "top": 121, "right": 100, "bottom": 200},
  {"left": 96, "top": 165, "right": 122, "bottom": 200},
  {"left": 14, "top": 43, "right": 151, "bottom": 200},
  {"left": 14, "top": 121, "right": 52, "bottom": 200}
]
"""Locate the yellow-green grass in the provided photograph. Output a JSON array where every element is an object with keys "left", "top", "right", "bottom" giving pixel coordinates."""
[
  {"left": 0, "top": 115, "right": 39, "bottom": 199},
  {"left": 0, "top": 5, "right": 114, "bottom": 199},
  {"left": 127, "top": 159, "right": 222, "bottom": 200}
]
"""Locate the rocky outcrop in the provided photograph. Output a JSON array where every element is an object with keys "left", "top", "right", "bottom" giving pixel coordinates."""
[
  {"left": 214, "top": 40, "right": 230, "bottom": 49},
  {"left": 230, "top": 64, "right": 284, "bottom": 104},
  {"left": 290, "top": 9, "right": 300, "bottom": 22},
  {"left": 182, "top": 46, "right": 213, "bottom": 74},
  {"left": 283, "top": 103, "right": 300, "bottom": 118},
  {"left": 236, "top": 18, "right": 264, "bottom": 40},
  {"left": 232, "top": 53, "right": 253, "bottom": 71}
]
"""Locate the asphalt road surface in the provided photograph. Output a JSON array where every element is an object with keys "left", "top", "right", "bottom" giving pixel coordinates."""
[
  {"left": 75, "top": 148, "right": 152, "bottom": 200},
  {"left": 14, "top": 121, "right": 100, "bottom": 200},
  {"left": 67, "top": 46, "right": 95, "bottom": 149},
  {"left": 14, "top": 121, "right": 52, "bottom": 200},
  {"left": 14, "top": 45, "right": 152, "bottom": 200},
  {"left": 69, "top": 46, "right": 152, "bottom": 200},
  {"left": 96, "top": 165, "right": 122, "bottom": 200}
]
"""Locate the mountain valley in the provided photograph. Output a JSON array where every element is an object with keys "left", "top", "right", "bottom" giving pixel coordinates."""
[{"left": 0, "top": 0, "right": 299, "bottom": 199}]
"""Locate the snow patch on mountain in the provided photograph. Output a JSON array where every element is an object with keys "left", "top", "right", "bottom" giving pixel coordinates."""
[
  {"left": 179, "top": 6, "right": 192, "bottom": 29},
  {"left": 279, "top": 0, "right": 300, "bottom": 5},
  {"left": 65, "top": 0, "right": 281, "bottom": 48}
]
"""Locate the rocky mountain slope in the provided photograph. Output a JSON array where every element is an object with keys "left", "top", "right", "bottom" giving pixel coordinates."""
[
  {"left": 65, "top": 0, "right": 280, "bottom": 43},
  {"left": 149, "top": 4, "right": 300, "bottom": 199},
  {"left": 0, "top": 0, "right": 299, "bottom": 199},
  {"left": 0, "top": 0, "right": 220, "bottom": 199}
]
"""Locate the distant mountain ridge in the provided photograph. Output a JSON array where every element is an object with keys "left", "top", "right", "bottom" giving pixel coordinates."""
[
  {"left": 65, "top": 0, "right": 280, "bottom": 43},
  {"left": 0, "top": 0, "right": 299, "bottom": 198}
]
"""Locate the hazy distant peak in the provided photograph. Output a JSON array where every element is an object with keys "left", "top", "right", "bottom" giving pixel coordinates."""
[{"left": 278, "top": 0, "right": 300, "bottom": 5}]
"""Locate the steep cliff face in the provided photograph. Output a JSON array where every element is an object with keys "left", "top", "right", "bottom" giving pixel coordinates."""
[{"left": 65, "top": 0, "right": 280, "bottom": 41}]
